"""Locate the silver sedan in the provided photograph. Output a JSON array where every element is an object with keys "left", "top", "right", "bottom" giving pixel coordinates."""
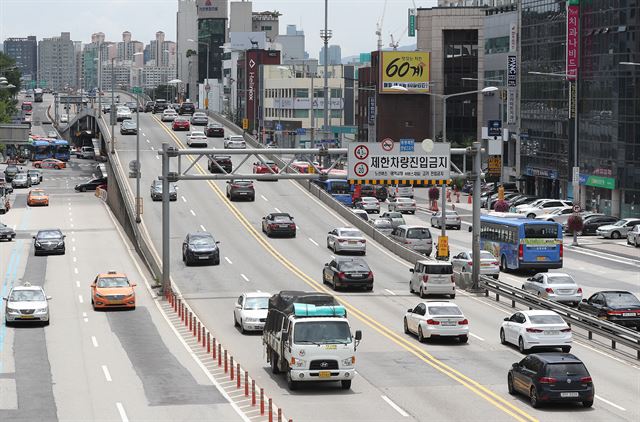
[
  {"left": 451, "top": 250, "right": 499, "bottom": 278},
  {"left": 355, "top": 197, "right": 380, "bottom": 213},
  {"left": 521, "top": 273, "right": 583, "bottom": 306},
  {"left": 388, "top": 197, "right": 416, "bottom": 214},
  {"left": 327, "top": 227, "right": 366, "bottom": 255},
  {"left": 627, "top": 224, "right": 640, "bottom": 247},
  {"left": 430, "top": 210, "right": 462, "bottom": 230}
]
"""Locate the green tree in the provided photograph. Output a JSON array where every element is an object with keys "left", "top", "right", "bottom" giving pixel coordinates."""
[{"left": 0, "top": 52, "right": 21, "bottom": 123}]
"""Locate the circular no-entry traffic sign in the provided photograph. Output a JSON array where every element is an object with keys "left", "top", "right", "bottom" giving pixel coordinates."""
[
  {"left": 354, "top": 144, "right": 369, "bottom": 160},
  {"left": 573, "top": 204, "right": 581, "bottom": 213},
  {"left": 381, "top": 138, "right": 394, "bottom": 151},
  {"left": 353, "top": 162, "right": 369, "bottom": 178}
]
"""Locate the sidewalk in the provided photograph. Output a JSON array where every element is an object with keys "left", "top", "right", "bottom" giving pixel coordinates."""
[{"left": 566, "top": 238, "right": 640, "bottom": 262}]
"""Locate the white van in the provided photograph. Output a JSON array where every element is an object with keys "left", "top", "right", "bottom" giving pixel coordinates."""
[
  {"left": 409, "top": 260, "right": 455, "bottom": 298},
  {"left": 387, "top": 183, "right": 414, "bottom": 199},
  {"left": 390, "top": 224, "right": 433, "bottom": 256},
  {"left": 79, "top": 146, "right": 95, "bottom": 159}
]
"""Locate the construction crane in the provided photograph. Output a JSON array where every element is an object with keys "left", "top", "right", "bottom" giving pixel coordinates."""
[
  {"left": 375, "top": 0, "right": 389, "bottom": 51},
  {"left": 388, "top": 0, "right": 418, "bottom": 50}
]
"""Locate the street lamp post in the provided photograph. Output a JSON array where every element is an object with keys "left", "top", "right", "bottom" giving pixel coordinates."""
[
  {"left": 110, "top": 58, "right": 116, "bottom": 154},
  {"left": 133, "top": 51, "right": 144, "bottom": 224}
]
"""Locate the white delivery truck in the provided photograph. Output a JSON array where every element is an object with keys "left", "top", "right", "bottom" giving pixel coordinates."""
[{"left": 263, "top": 291, "right": 362, "bottom": 390}]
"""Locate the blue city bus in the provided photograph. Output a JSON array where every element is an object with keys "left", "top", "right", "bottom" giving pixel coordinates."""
[
  {"left": 53, "top": 140, "right": 70, "bottom": 161},
  {"left": 313, "top": 179, "right": 353, "bottom": 206},
  {"left": 480, "top": 215, "right": 563, "bottom": 271},
  {"left": 32, "top": 140, "right": 53, "bottom": 160}
]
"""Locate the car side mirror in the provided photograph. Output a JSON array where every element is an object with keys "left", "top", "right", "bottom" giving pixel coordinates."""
[
  {"left": 215, "top": 241, "right": 220, "bottom": 244},
  {"left": 468, "top": 226, "right": 473, "bottom": 232},
  {"left": 503, "top": 317, "right": 510, "bottom": 321},
  {"left": 328, "top": 231, "right": 332, "bottom": 234},
  {"left": 32, "top": 236, "right": 36, "bottom": 239},
  {"left": 2, "top": 297, "right": 7, "bottom": 301},
  {"left": 512, "top": 363, "right": 519, "bottom": 369},
  {"left": 355, "top": 330, "right": 362, "bottom": 341},
  {"left": 235, "top": 303, "right": 241, "bottom": 309},
  {"left": 409, "top": 268, "right": 414, "bottom": 273},
  {"left": 46, "top": 296, "right": 52, "bottom": 300},
  {"left": 63, "top": 235, "right": 67, "bottom": 238},
  {"left": 131, "top": 284, "right": 137, "bottom": 287},
  {"left": 408, "top": 308, "right": 413, "bottom": 313},
  {"left": 581, "top": 299, "right": 587, "bottom": 303}
]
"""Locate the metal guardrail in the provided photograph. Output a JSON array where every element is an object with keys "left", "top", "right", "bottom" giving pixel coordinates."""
[{"left": 479, "top": 276, "right": 640, "bottom": 359}]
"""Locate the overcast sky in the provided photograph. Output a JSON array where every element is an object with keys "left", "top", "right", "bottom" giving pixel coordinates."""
[{"left": 0, "top": 0, "right": 437, "bottom": 58}]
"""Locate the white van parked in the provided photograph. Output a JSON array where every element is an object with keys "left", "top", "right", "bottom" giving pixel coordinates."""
[
  {"left": 387, "top": 183, "right": 414, "bottom": 199},
  {"left": 409, "top": 260, "right": 455, "bottom": 298}
]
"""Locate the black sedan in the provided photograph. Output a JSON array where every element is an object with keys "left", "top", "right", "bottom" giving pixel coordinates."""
[
  {"left": 75, "top": 177, "right": 107, "bottom": 192},
  {"left": 150, "top": 180, "right": 177, "bottom": 201},
  {"left": 261, "top": 213, "right": 296, "bottom": 238},
  {"left": 208, "top": 155, "right": 232, "bottom": 173},
  {"left": 182, "top": 232, "right": 220, "bottom": 265},
  {"left": 205, "top": 123, "right": 225, "bottom": 137},
  {"left": 120, "top": 120, "right": 137, "bottom": 135},
  {"left": 323, "top": 257, "right": 373, "bottom": 291},
  {"left": 33, "top": 229, "right": 65, "bottom": 256},
  {"left": 0, "top": 223, "right": 16, "bottom": 241},
  {"left": 578, "top": 290, "right": 640, "bottom": 329},
  {"left": 508, "top": 353, "right": 594, "bottom": 408},
  {"left": 4, "top": 165, "right": 19, "bottom": 182}
]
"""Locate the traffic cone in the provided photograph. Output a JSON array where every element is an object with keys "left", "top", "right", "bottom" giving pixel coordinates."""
[
  {"left": 432, "top": 200, "right": 439, "bottom": 212},
  {"left": 467, "top": 194, "right": 472, "bottom": 204}
]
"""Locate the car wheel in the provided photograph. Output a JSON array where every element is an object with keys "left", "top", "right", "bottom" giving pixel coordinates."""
[
  {"left": 182, "top": 251, "right": 186, "bottom": 262},
  {"left": 409, "top": 282, "right": 414, "bottom": 294},
  {"left": 213, "top": 257, "right": 220, "bottom": 265},
  {"left": 493, "top": 274, "right": 499, "bottom": 279},
  {"left": 80, "top": 187, "right": 86, "bottom": 192},
  {"left": 518, "top": 337, "right": 527, "bottom": 353},
  {"left": 529, "top": 386, "right": 540, "bottom": 408},
  {"left": 233, "top": 314, "right": 239, "bottom": 327},
  {"left": 527, "top": 213, "right": 536, "bottom": 219},
  {"left": 417, "top": 326, "right": 426, "bottom": 343},
  {"left": 611, "top": 231, "right": 621, "bottom": 239},
  {"left": 404, "top": 318, "right": 410, "bottom": 334},
  {"left": 286, "top": 370, "right": 298, "bottom": 390},
  {"left": 420, "top": 287, "right": 427, "bottom": 299},
  {"left": 270, "top": 350, "right": 279, "bottom": 374},
  {"left": 561, "top": 346, "right": 571, "bottom": 353},
  {"left": 332, "top": 276, "right": 339, "bottom": 291},
  {"left": 500, "top": 329, "right": 507, "bottom": 345},
  {"left": 341, "top": 380, "right": 352, "bottom": 390},
  {"left": 459, "top": 335, "right": 468, "bottom": 343},
  {"left": 582, "top": 400, "right": 594, "bottom": 408},
  {"left": 636, "top": 239, "right": 640, "bottom": 248},
  {"left": 500, "top": 256, "right": 508, "bottom": 272},
  {"left": 239, "top": 319, "right": 245, "bottom": 334},
  {"left": 507, "top": 374, "right": 516, "bottom": 395}
]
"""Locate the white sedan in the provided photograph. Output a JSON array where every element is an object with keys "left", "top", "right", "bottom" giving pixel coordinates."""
[
  {"left": 224, "top": 136, "right": 246, "bottom": 149},
  {"left": 233, "top": 292, "right": 271, "bottom": 333},
  {"left": 161, "top": 109, "right": 178, "bottom": 122},
  {"left": 355, "top": 197, "right": 380, "bottom": 213},
  {"left": 404, "top": 301, "right": 468, "bottom": 343},
  {"left": 187, "top": 131, "right": 208, "bottom": 147},
  {"left": 388, "top": 197, "right": 416, "bottom": 214},
  {"left": 535, "top": 207, "right": 574, "bottom": 224},
  {"left": 327, "top": 227, "right": 366, "bottom": 255},
  {"left": 430, "top": 210, "right": 462, "bottom": 229},
  {"left": 116, "top": 107, "right": 132, "bottom": 121},
  {"left": 450, "top": 250, "right": 500, "bottom": 278},
  {"left": 500, "top": 310, "right": 572, "bottom": 354},
  {"left": 521, "top": 272, "right": 583, "bottom": 306}
]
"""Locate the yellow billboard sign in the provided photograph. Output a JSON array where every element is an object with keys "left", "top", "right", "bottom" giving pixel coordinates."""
[
  {"left": 242, "top": 118, "right": 249, "bottom": 130},
  {"left": 380, "top": 51, "right": 431, "bottom": 93}
]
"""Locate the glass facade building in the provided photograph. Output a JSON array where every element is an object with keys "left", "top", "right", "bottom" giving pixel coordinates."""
[
  {"left": 197, "top": 18, "right": 225, "bottom": 81},
  {"left": 520, "top": 0, "right": 640, "bottom": 217}
]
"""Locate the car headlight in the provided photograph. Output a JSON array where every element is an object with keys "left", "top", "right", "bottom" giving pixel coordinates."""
[
  {"left": 95, "top": 293, "right": 105, "bottom": 298},
  {"left": 342, "top": 357, "right": 355, "bottom": 367},
  {"left": 35, "top": 307, "right": 48, "bottom": 313},
  {"left": 6, "top": 307, "right": 19, "bottom": 314},
  {"left": 292, "top": 358, "right": 306, "bottom": 368},
  {"left": 57, "top": 241, "right": 64, "bottom": 246},
  {"left": 35, "top": 241, "right": 41, "bottom": 247}
]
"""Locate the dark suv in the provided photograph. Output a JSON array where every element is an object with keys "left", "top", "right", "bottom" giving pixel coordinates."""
[
  {"left": 508, "top": 353, "right": 594, "bottom": 408},
  {"left": 153, "top": 99, "right": 168, "bottom": 113},
  {"left": 179, "top": 102, "right": 195, "bottom": 115},
  {"left": 4, "top": 165, "right": 19, "bottom": 182},
  {"left": 144, "top": 101, "right": 155, "bottom": 112},
  {"left": 226, "top": 180, "right": 255, "bottom": 201},
  {"left": 208, "top": 155, "right": 232, "bottom": 173}
]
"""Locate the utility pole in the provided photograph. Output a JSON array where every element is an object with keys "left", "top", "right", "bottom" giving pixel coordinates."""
[
  {"left": 110, "top": 58, "right": 116, "bottom": 154},
  {"left": 135, "top": 88, "right": 141, "bottom": 223},
  {"left": 320, "top": 0, "right": 332, "bottom": 166},
  {"left": 471, "top": 141, "right": 482, "bottom": 290},
  {"left": 161, "top": 142, "right": 171, "bottom": 297}
]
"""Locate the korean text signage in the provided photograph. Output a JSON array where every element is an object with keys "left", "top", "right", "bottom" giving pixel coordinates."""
[
  {"left": 509, "top": 23, "right": 517, "bottom": 52},
  {"left": 368, "top": 97, "right": 376, "bottom": 125},
  {"left": 507, "top": 56, "right": 517, "bottom": 87},
  {"left": 196, "top": 0, "right": 228, "bottom": 19},
  {"left": 566, "top": 4, "right": 580, "bottom": 80},
  {"left": 245, "top": 54, "right": 257, "bottom": 129},
  {"left": 488, "top": 120, "right": 502, "bottom": 137},
  {"left": 379, "top": 51, "right": 430, "bottom": 93},
  {"left": 408, "top": 9, "right": 416, "bottom": 37},
  {"left": 488, "top": 156, "right": 502, "bottom": 176},
  {"left": 507, "top": 89, "right": 516, "bottom": 124},
  {"left": 348, "top": 142, "right": 450, "bottom": 181}
]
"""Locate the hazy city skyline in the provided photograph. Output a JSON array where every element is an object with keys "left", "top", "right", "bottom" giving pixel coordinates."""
[{"left": 0, "top": 0, "right": 434, "bottom": 59}]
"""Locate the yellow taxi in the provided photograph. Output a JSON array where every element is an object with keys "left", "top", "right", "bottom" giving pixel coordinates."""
[
  {"left": 27, "top": 189, "right": 49, "bottom": 206},
  {"left": 90, "top": 271, "right": 136, "bottom": 310}
]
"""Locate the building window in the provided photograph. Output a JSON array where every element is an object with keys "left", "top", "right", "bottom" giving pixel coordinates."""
[
  {"left": 294, "top": 88, "right": 308, "bottom": 98},
  {"left": 261, "top": 26, "right": 272, "bottom": 31},
  {"left": 331, "top": 110, "right": 341, "bottom": 118},
  {"left": 294, "top": 109, "right": 309, "bottom": 118},
  {"left": 330, "top": 88, "right": 342, "bottom": 98},
  {"left": 485, "top": 36, "right": 510, "bottom": 54},
  {"left": 314, "top": 89, "right": 324, "bottom": 98}
]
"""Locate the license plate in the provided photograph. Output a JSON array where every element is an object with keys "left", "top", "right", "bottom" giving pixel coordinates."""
[
  {"left": 561, "top": 392, "right": 579, "bottom": 398},
  {"left": 481, "top": 263, "right": 490, "bottom": 267},
  {"left": 349, "top": 241, "right": 357, "bottom": 245},
  {"left": 318, "top": 371, "right": 331, "bottom": 378},
  {"left": 545, "top": 330, "right": 559, "bottom": 335},
  {"left": 537, "top": 256, "right": 547, "bottom": 261},
  {"left": 279, "top": 224, "right": 288, "bottom": 228},
  {"left": 238, "top": 192, "right": 247, "bottom": 195},
  {"left": 623, "top": 312, "right": 636, "bottom": 317},
  {"left": 324, "top": 344, "right": 337, "bottom": 350},
  {"left": 198, "top": 256, "right": 210, "bottom": 260},
  {"left": 441, "top": 321, "right": 456, "bottom": 326},
  {"left": 20, "top": 315, "right": 35, "bottom": 319}
]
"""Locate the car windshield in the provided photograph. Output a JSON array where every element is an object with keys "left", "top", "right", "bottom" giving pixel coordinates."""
[
  {"left": 338, "top": 259, "right": 370, "bottom": 271},
  {"left": 244, "top": 297, "right": 269, "bottom": 310},
  {"left": 9, "top": 289, "right": 45, "bottom": 301},
  {"left": 97, "top": 277, "right": 129, "bottom": 288},
  {"left": 546, "top": 275, "right": 576, "bottom": 285},
  {"left": 547, "top": 363, "right": 589, "bottom": 377},
  {"left": 339, "top": 230, "right": 362, "bottom": 238},
  {"left": 14, "top": 174, "right": 26, "bottom": 179},
  {"left": 397, "top": 198, "right": 412, "bottom": 203},
  {"left": 428, "top": 306, "right": 462, "bottom": 316},
  {"left": 407, "top": 228, "right": 430, "bottom": 239},
  {"left": 37, "top": 230, "right": 62, "bottom": 239},
  {"left": 374, "top": 220, "right": 392, "bottom": 228},
  {"left": 425, "top": 264, "right": 452, "bottom": 274},
  {"left": 529, "top": 314, "right": 565, "bottom": 324},
  {"left": 524, "top": 224, "right": 558, "bottom": 238},
  {"left": 272, "top": 216, "right": 292, "bottom": 222},
  {"left": 192, "top": 132, "right": 205, "bottom": 136},
  {"left": 612, "top": 220, "right": 627, "bottom": 227},
  {"left": 32, "top": 190, "right": 46, "bottom": 196},
  {"left": 604, "top": 293, "right": 640, "bottom": 307},
  {"left": 293, "top": 321, "right": 352, "bottom": 344},
  {"left": 190, "top": 236, "right": 215, "bottom": 246},
  {"left": 385, "top": 212, "right": 403, "bottom": 218}
]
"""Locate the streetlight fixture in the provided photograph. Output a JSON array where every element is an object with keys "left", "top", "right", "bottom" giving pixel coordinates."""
[
  {"left": 188, "top": 38, "right": 210, "bottom": 110},
  {"left": 133, "top": 51, "right": 144, "bottom": 223},
  {"left": 620, "top": 61, "right": 640, "bottom": 66}
]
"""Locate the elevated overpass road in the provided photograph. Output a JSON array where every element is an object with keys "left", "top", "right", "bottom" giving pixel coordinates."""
[{"left": 128, "top": 113, "right": 638, "bottom": 421}]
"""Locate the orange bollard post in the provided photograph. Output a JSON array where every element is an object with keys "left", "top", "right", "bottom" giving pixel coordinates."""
[
  {"left": 278, "top": 408, "right": 282, "bottom": 422},
  {"left": 217, "top": 343, "right": 222, "bottom": 366},
  {"left": 260, "top": 388, "right": 264, "bottom": 415},
  {"left": 197, "top": 322, "right": 201, "bottom": 343},
  {"left": 212, "top": 338, "right": 217, "bottom": 359},
  {"left": 230, "top": 356, "right": 234, "bottom": 379},
  {"left": 468, "top": 194, "right": 472, "bottom": 204},
  {"left": 202, "top": 327, "right": 206, "bottom": 348},
  {"left": 224, "top": 350, "right": 228, "bottom": 373},
  {"left": 237, "top": 364, "right": 241, "bottom": 388},
  {"left": 207, "top": 333, "right": 211, "bottom": 353},
  {"left": 244, "top": 372, "right": 249, "bottom": 396},
  {"left": 268, "top": 398, "right": 273, "bottom": 422},
  {"left": 188, "top": 312, "right": 192, "bottom": 330},
  {"left": 252, "top": 380, "right": 256, "bottom": 405}
]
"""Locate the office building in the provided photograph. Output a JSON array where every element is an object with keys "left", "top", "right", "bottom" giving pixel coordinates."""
[
  {"left": 252, "top": 11, "right": 280, "bottom": 42},
  {"left": 3, "top": 36, "right": 38, "bottom": 81},
  {"left": 319, "top": 45, "right": 341, "bottom": 65},
  {"left": 177, "top": 0, "right": 198, "bottom": 100},
  {"left": 196, "top": 0, "right": 228, "bottom": 82},
  {"left": 38, "top": 32, "right": 77, "bottom": 90},
  {"left": 276, "top": 25, "right": 305, "bottom": 63}
]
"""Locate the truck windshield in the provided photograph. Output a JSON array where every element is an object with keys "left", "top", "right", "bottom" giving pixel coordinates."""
[{"left": 293, "top": 321, "right": 352, "bottom": 344}]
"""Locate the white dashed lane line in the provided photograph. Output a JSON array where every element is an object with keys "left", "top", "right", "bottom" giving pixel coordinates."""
[
  {"left": 260, "top": 195, "right": 268, "bottom": 202},
  {"left": 78, "top": 295, "right": 84, "bottom": 304},
  {"left": 181, "top": 196, "right": 187, "bottom": 202},
  {"left": 381, "top": 395, "right": 409, "bottom": 417},
  {"left": 240, "top": 274, "right": 249, "bottom": 282},
  {"left": 116, "top": 402, "right": 129, "bottom": 422},
  {"left": 308, "top": 238, "right": 319, "bottom": 246},
  {"left": 384, "top": 289, "right": 396, "bottom": 296},
  {"left": 274, "top": 207, "right": 281, "bottom": 213},
  {"left": 596, "top": 395, "right": 626, "bottom": 411},
  {"left": 190, "top": 209, "right": 196, "bottom": 216},
  {"left": 469, "top": 333, "right": 485, "bottom": 341},
  {"left": 102, "top": 365, "right": 112, "bottom": 382},
  {"left": 91, "top": 336, "right": 99, "bottom": 348},
  {"left": 225, "top": 257, "right": 232, "bottom": 264},
  {"left": 200, "top": 224, "right": 206, "bottom": 231}
]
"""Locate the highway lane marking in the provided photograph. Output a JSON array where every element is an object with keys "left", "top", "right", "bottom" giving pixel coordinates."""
[
  {"left": 384, "top": 289, "right": 396, "bottom": 296},
  {"left": 146, "top": 139, "right": 150, "bottom": 143},
  {"left": 274, "top": 207, "right": 281, "bottom": 212},
  {"left": 72, "top": 237, "right": 75, "bottom": 242},
  {"left": 91, "top": 336, "right": 99, "bottom": 348},
  {"left": 150, "top": 146, "right": 155, "bottom": 151},
  {"left": 102, "top": 198, "right": 259, "bottom": 422},
  {"left": 156, "top": 155, "right": 159, "bottom": 160},
  {"left": 74, "top": 267, "right": 79, "bottom": 274},
  {"left": 200, "top": 224, "right": 206, "bottom": 231},
  {"left": 102, "top": 365, "right": 112, "bottom": 382},
  {"left": 595, "top": 395, "right": 626, "bottom": 411},
  {"left": 72, "top": 257, "right": 77, "bottom": 263},
  {"left": 240, "top": 274, "right": 249, "bottom": 282},
  {"left": 225, "top": 257, "right": 233, "bottom": 264},
  {"left": 470, "top": 333, "right": 485, "bottom": 341},
  {"left": 308, "top": 238, "right": 319, "bottom": 246},
  {"left": 142, "top": 132, "right": 146, "bottom": 137},
  {"left": 75, "top": 281, "right": 80, "bottom": 288},
  {"left": 381, "top": 395, "right": 409, "bottom": 417},
  {"left": 190, "top": 209, "right": 196, "bottom": 216},
  {"left": 116, "top": 403, "right": 129, "bottom": 422},
  {"left": 260, "top": 195, "right": 268, "bottom": 201},
  {"left": 564, "top": 245, "right": 639, "bottom": 267},
  {"left": 78, "top": 295, "right": 84, "bottom": 304},
  {"left": 70, "top": 223, "right": 74, "bottom": 228},
  {"left": 181, "top": 196, "right": 187, "bottom": 202},
  {"left": 154, "top": 115, "right": 539, "bottom": 422}
]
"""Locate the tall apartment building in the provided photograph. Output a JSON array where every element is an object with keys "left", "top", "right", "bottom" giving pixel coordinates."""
[
  {"left": 38, "top": 32, "right": 77, "bottom": 90},
  {"left": 177, "top": 0, "right": 198, "bottom": 100},
  {"left": 3, "top": 36, "right": 38, "bottom": 81},
  {"left": 196, "top": 0, "right": 228, "bottom": 82},
  {"left": 319, "top": 45, "right": 341, "bottom": 65}
]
